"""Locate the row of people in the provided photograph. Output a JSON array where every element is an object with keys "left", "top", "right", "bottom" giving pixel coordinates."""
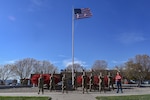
[{"left": 37, "top": 71, "right": 123, "bottom": 94}]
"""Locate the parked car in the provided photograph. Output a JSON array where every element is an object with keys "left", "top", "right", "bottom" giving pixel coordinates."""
[
  {"left": 128, "top": 80, "right": 136, "bottom": 84},
  {"left": 142, "top": 80, "right": 150, "bottom": 84}
]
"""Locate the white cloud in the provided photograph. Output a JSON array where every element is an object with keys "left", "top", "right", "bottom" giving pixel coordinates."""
[
  {"left": 111, "top": 60, "right": 118, "bottom": 64},
  {"left": 28, "top": 0, "right": 51, "bottom": 12},
  {"left": 58, "top": 55, "right": 67, "bottom": 58},
  {"left": 4, "top": 59, "right": 18, "bottom": 64},
  {"left": 50, "top": 60, "right": 61, "bottom": 66},
  {"left": 31, "top": 0, "right": 43, "bottom": 6},
  {"left": 117, "top": 33, "right": 146, "bottom": 44},
  {"left": 62, "top": 58, "right": 87, "bottom": 67},
  {"left": 8, "top": 16, "right": 16, "bottom": 21},
  {"left": 111, "top": 60, "right": 126, "bottom": 65}
]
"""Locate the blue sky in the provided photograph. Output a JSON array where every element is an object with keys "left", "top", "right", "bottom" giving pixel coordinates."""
[{"left": 0, "top": 0, "right": 150, "bottom": 70}]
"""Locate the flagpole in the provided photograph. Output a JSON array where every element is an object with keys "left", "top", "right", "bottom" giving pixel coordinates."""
[
  {"left": 72, "top": 7, "right": 75, "bottom": 88},
  {"left": 71, "top": 7, "right": 92, "bottom": 89}
]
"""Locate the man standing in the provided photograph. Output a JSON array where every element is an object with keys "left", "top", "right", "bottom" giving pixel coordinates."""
[
  {"left": 82, "top": 69, "right": 88, "bottom": 94},
  {"left": 89, "top": 72, "right": 94, "bottom": 92},
  {"left": 62, "top": 73, "right": 68, "bottom": 93},
  {"left": 98, "top": 72, "right": 105, "bottom": 93},
  {"left": 98, "top": 72, "right": 102, "bottom": 92},
  {"left": 38, "top": 74, "right": 44, "bottom": 94},
  {"left": 73, "top": 71, "right": 77, "bottom": 90},
  {"left": 115, "top": 72, "right": 123, "bottom": 93},
  {"left": 49, "top": 73, "right": 55, "bottom": 91}
]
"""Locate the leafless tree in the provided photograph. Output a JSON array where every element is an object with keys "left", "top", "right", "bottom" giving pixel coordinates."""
[
  {"left": 91, "top": 60, "right": 108, "bottom": 71},
  {"left": 0, "top": 64, "right": 14, "bottom": 82},
  {"left": 32, "top": 60, "right": 42, "bottom": 74},
  {"left": 11, "top": 58, "right": 58, "bottom": 79},
  {"left": 124, "top": 54, "right": 150, "bottom": 80},
  {"left": 40, "top": 60, "right": 57, "bottom": 74},
  {"left": 65, "top": 63, "right": 84, "bottom": 72},
  {"left": 12, "top": 58, "right": 37, "bottom": 79}
]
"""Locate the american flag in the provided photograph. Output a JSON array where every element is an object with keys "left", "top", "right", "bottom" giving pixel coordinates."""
[{"left": 74, "top": 8, "right": 92, "bottom": 19}]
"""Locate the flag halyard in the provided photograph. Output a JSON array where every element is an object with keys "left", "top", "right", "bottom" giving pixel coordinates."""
[{"left": 74, "top": 8, "right": 92, "bottom": 19}]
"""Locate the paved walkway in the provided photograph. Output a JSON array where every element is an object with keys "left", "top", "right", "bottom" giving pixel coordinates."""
[{"left": 0, "top": 87, "right": 150, "bottom": 100}]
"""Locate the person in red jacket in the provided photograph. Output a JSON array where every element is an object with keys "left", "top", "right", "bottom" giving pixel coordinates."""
[{"left": 115, "top": 72, "right": 123, "bottom": 93}]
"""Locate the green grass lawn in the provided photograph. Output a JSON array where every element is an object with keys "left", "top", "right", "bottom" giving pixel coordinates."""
[
  {"left": 0, "top": 96, "right": 50, "bottom": 100},
  {"left": 96, "top": 94, "right": 150, "bottom": 100}
]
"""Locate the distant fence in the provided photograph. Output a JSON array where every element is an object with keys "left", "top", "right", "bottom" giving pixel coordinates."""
[
  {"left": 113, "top": 84, "right": 150, "bottom": 88},
  {"left": 0, "top": 85, "right": 32, "bottom": 89}
]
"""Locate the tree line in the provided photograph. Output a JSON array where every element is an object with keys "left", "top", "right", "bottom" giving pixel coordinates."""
[
  {"left": 0, "top": 54, "right": 150, "bottom": 83},
  {"left": 0, "top": 58, "right": 57, "bottom": 82}
]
